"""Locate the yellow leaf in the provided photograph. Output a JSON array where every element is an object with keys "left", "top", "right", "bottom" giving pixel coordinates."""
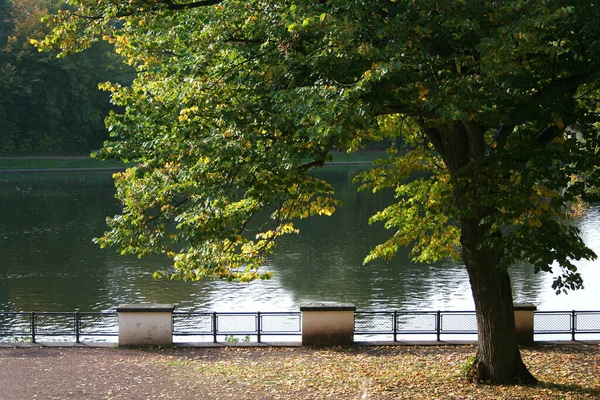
[{"left": 553, "top": 117, "right": 565, "bottom": 130}]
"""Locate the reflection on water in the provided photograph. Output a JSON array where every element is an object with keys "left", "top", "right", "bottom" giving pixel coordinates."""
[
  {"left": 0, "top": 168, "right": 598, "bottom": 312},
  {"left": 533, "top": 206, "right": 600, "bottom": 310}
]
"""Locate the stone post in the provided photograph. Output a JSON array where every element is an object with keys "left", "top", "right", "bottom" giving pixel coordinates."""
[
  {"left": 300, "top": 303, "right": 356, "bottom": 346},
  {"left": 117, "top": 304, "right": 175, "bottom": 346},
  {"left": 513, "top": 303, "right": 537, "bottom": 345}
]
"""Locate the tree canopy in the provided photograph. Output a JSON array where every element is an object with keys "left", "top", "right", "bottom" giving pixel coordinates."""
[{"left": 41, "top": 0, "right": 600, "bottom": 384}]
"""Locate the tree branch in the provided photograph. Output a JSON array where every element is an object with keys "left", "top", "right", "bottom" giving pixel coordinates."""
[
  {"left": 75, "top": 0, "right": 225, "bottom": 20},
  {"left": 378, "top": 105, "right": 438, "bottom": 119},
  {"left": 535, "top": 125, "right": 562, "bottom": 146},
  {"left": 156, "top": 0, "right": 225, "bottom": 10},
  {"left": 146, "top": 197, "right": 189, "bottom": 225},
  {"left": 298, "top": 136, "right": 336, "bottom": 171},
  {"left": 493, "top": 124, "right": 515, "bottom": 151},
  {"left": 416, "top": 118, "right": 445, "bottom": 156},
  {"left": 530, "top": 71, "right": 593, "bottom": 104}
]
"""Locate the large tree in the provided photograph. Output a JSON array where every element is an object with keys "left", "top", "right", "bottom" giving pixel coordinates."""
[{"left": 41, "top": 0, "right": 600, "bottom": 384}]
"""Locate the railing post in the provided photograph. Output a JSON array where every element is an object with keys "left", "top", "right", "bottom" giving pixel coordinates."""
[
  {"left": 393, "top": 311, "right": 397, "bottom": 342},
  {"left": 75, "top": 311, "right": 80, "bottom": 344},
  {"left": 171, "top": 313, "right": 175, "bottom": 338},
  {"left": 513, "top": 303, "right": 536, "bottom": 345},
  {"left": 300, "top": 303, "right": 355, "bottom": 346},
  {"left": 571, "top": 310, "right": 576, "bottom": 341},
  {"left": 436, "top": 311, "right": 441, "bottom": 341},
  {"left": 256, "top": 312, "right": 262, "bottom": 343},
  {"left": 31, "top": 312, "right": 36, "bottom": 343},
  {"left": 212, "top": 312, "right": 217, "bottom": 343},
  {"left": 116, "top": 304, "right": 175, "bottom": 346}
]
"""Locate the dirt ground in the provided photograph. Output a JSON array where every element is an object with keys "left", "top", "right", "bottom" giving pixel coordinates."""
[
  {"left": 0, "top": 345, "right": 279, "bottom": 400},
  {"left": 0, "top": 344, "right": 598, "bottom": 400}
]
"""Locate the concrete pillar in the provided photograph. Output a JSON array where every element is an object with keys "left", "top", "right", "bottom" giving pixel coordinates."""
[
  {"left": 300, "top": 303, "right": 356, "bottom": 346},
  {"left": 514, "top": 303, "right": 537, "bottom": 345},
  {"left": 117, "top": 304, "right": 175, "bottom": 346}
]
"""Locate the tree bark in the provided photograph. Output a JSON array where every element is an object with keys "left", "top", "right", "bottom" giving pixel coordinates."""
[
  {"left": 461, "top": 219, "right": 537, "bottom": 384},
  {"left": 433, "top": 121, "right": 538, "bottom": 384}
]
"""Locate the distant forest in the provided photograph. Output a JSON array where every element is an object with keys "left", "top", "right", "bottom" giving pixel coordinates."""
[
  {"left": 0, "top": 0, "right": 396, "bottom": 156},
  {"left": 0, "top": 0, "right": 133, "bottom": 155}
]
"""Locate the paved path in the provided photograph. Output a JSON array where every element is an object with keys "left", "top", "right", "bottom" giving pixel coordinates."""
[{"left": 0, "top": 346, "right": 256, "bottom": 400}]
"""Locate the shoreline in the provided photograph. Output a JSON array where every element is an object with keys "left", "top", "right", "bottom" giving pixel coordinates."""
[
  {"left": 1, "top": 339, "right": 598, "bottom": 349},
  {"left": 0, "top": 161, "right": 374, "bottom": 174}
]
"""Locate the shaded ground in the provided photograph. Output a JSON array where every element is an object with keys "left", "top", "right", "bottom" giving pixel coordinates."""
[{"left": 0, "top": 344, "right": 598, "bottom": 399}]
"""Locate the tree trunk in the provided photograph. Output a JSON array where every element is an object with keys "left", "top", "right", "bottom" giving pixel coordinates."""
[
  {"left": 435, "top": 121, "right": 537, "bottom": 384},
  {"left": 462, "top": 224, "right": 537, "bottom": 384}
]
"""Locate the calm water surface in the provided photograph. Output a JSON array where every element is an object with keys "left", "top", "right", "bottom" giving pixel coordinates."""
[{"left": 0, "top": 167, "right": 598, "bottom": 312}]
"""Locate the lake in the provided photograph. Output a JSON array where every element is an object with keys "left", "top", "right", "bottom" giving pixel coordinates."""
[{"left": 0, "top": 167, "right": 598, "bottom": 313}]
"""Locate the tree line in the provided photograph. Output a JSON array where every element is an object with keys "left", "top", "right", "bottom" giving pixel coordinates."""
[{"left": 0, "top": 0, "right": 132, "bottom": 155}]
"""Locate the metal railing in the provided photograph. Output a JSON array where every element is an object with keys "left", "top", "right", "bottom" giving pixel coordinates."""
[
  {"left": 1, "top": 309, "right": 599, "bottom": 344},
  {"left": 172, "top": 311, "right": 302, "bottom": 343},
  {"left": 354, "top": 310, "right": 478, "bottom": 341},
  {"left": 0, "top": 311, "right": 118, "bottom": 343},
  {"left": 354, "top": 310, "right": 600, "bottom": 341},
  {"left": 534, "top": 310, "right": 600, "bottom": 341}
]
